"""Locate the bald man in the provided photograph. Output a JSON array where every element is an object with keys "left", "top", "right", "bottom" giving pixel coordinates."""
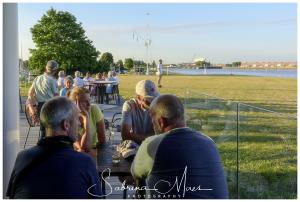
[{"left": 131, "top": 94, "right": 228, "bottom": 199}]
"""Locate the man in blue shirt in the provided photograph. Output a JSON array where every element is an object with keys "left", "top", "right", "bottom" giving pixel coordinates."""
[
  {"left": 7, "top": 97, "right": 102, "bottom": 199},
  {"left": 131, "top": 94, "right": 228, "bottom": 199}
]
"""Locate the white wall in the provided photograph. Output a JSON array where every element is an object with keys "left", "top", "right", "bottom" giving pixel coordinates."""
[{"left": 3, "top": 3, "right": 19, "bottom": 197}]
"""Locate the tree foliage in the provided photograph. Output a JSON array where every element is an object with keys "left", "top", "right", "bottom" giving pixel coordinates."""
[
  {"left": 195, "top": 61, "right": 210, "bottom": 68},
  {"left": 232, "top": 61, "right": 242, "bottom": 67},
  {"left": 97, "top": 52, "right": 114, "bottom": 72},
  {"left": 151, "top": 60, "right": 156, "bottom": 68},
  {"left": 124, "top": 58, "right": 134, "bottom": 70},
  {"left": 29, "top": 8, "right": 99, "bottom": 74},
  {"left": 116, "top": 59, "right": 124, "bottom": 72}
]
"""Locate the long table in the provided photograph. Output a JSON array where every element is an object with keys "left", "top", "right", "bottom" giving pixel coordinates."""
[
  {"left": 91, "top": 81, "right": 117, "bottom": 104},
  {"left": 96, "top": 142, "right": 146, "bottom": 199}
]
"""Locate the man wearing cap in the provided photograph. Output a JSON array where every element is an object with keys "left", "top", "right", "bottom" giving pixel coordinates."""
[
  {"left": 121, "top": 80, "right": 159, "bottom": 144},
  {"left": 28, "top": 60, "right": 59, "bottom": 138}
]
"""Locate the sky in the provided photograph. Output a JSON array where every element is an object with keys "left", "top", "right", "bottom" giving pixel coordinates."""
[{"left": 18, "top": 3, "right": 297, "bottom": 64}]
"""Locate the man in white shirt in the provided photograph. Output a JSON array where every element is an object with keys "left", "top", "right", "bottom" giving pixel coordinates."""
[
  {"left": 156, "top": 59, "right": 163, "bottom": 88},
  {"left": 121, "top": 80, "right": 159, "bottom": 144},
  {"left": 73, "top": 71, "right": 85, "bottom": 87}
]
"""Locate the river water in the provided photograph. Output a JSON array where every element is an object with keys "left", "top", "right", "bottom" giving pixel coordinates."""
[{"left": 168, "top": 68, "right": 297, "bottom": 79}]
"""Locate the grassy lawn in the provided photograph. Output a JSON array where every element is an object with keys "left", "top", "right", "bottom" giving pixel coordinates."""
[
  {"left": 20, "top": 74, "right": 297, "bottom": 198},
  {"left": 118, "top": 74, "right": 296, "bottom": 116},
  {"left": 117, "top": 74, "right": 297, "bottom": 199}
]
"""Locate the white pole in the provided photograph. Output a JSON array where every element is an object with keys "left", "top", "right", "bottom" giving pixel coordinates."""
[
  {"left": 167, "top": 65, "right": 169, "bottom": 75},
  {"left": 146, "top": 43, "right": 149, "bottom": 75},
  {"left": 145, "top": 12, "right": 150, "bottom": 75},
  {"left": 3, "top": 3, "right": 19, "bottom": 197}
]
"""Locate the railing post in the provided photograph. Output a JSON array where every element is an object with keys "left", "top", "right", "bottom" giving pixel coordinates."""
[{"left": 236, "top": 102, "right": 239, "bottom": 199}]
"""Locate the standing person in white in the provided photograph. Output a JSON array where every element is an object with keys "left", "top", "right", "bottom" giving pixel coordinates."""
[{"left": 156, "top": 59, "right": 163, "bottom": 88}]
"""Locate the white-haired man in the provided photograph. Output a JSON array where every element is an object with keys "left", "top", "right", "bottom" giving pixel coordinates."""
[
  {"left": 7, "top": 97, "right": 102, "bottom": 199},
  {"left": 73, "top": 70, "right": 85, "bottom": 87}
]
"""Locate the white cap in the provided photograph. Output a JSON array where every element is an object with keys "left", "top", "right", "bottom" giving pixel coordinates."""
[{"left": 135, "top": 80, "right": 159, "bottom": 98}]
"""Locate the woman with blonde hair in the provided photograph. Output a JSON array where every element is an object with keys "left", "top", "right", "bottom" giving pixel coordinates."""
[{"left": 67, "top": 87, "right": 106, "bottom": 152}]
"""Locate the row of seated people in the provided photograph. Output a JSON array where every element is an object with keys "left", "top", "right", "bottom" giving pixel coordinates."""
[{"left": 59, "top": 70, "right": 119, "bottom": 95}]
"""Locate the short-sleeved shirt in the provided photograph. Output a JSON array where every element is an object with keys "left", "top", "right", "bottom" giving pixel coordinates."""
[
  {"left": 121, "top": 99, "right": 154, "bottom": 137},
  {"left": 57, "top": 77, "right": 65, "bottom": 89},
  {"left": 83, "top": 77, "right": 95, "bottom": 85},
  {"left": 157, "top": 63, "right": 163, "bottom": 75},
  {"left": 131, "top": 127, "right": 228, "bottom": 199},
  {"left": 59, "top": 87, "right": 71, "bottom": 96},
  {"left": 73, "top": 77, "right": 85, "bottom": 87},
  {"left": 32, "top": 73, "right": 58, "bottom": 103},
  {"left": 79, "top": 104, "right": 104, "bottom": 147}
]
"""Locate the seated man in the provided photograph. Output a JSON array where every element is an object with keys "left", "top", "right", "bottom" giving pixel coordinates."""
[
  {"left": 121, "top": 80, "right": 159, "bottom": 144},
  {"left": 131, "top": 94, "right": 228, "bottom": 199},
  {"left": 6, "top": 97, "right": 102, "bottom": 199},
  {"left": 73, "top": 71, "right": 85, "bottom": 87}
]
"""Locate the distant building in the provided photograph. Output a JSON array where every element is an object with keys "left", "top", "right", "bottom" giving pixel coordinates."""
[{"left": 240, "top": 61, "right": 297, "bottom": 68}]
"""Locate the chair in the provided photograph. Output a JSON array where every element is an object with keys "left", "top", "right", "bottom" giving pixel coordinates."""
[
  {"left": 105, "top": 85, "right": 121, "bottom": 105},
  {"left": 111, "top": 112, "right": 122, "bottom": 132},
  {"left": 19, "top": 88, "right": 23, "bottom": 112},
  {"left": 112, "top": 85, "right": 121, "bottom": 105},
  {"left": 24, "top": 104, "right": 40, "bottom": 149},
  {"left": 105, "top": 112, "right": 122, "bottom": 141}
]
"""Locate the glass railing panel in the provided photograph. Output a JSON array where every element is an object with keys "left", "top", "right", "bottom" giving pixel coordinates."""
[
  {"left": 184, "top": 90, "right": 238, "bottom": 198},
  {"left": 238, "top": 103, "right": 297, "bottom": 199}
]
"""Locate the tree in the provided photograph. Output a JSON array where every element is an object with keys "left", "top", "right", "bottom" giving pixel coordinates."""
[
  {"left": 97, "top": 52, "right": 114, "bottom": 72},
  {"left": 116, "top": 59, "right": 124, "bottom": 72},
  {"left": 232, "top": 61, "right": 241, "bottom": 67},
  {"left": 151, "top": 60, "right": 157, "bottom": 71},
  {"left": 151, "top": 60, "right": 156, "bottom": 67},
  {"left": 195, "top": 61, "right": 206, "bottom": 68},
  {"left": 124, "top": 58, "right": 134, "bottom": 70},
  {"left": 29, "top": 8, "right": 99, "bottom": 74}
]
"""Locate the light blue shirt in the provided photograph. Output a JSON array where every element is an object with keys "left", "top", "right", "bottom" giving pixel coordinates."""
[{"left": 32, "top": 73, "right": 58, "bottom": 102}]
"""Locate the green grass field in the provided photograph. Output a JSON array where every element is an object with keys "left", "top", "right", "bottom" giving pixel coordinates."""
[
  {"left": 117, "top": 74, "right": 297, "bottom": 199},
  {"left": 20, "top": 74, "right": 297, "bottom": 198}
]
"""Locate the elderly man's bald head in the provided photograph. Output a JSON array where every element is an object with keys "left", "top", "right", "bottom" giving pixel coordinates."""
[{"left": 150, "top": 94, "right": 185, "bottom": 125}]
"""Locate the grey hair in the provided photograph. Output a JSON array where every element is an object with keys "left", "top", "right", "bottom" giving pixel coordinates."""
[
  {"left": 58, "top": 70, "right": 65, "bottom": 77},
  {"left": 40, "top": 97, "right": 77, "bottom": 130},
  {"left": 64, "top": 75, "right": 74, "bottom": 84},
  {"left": 75, "top": 71, "right": 81, "bottom": 77},
  {"left": 150, "top": 94, "right": 185, "bottom": 124}
]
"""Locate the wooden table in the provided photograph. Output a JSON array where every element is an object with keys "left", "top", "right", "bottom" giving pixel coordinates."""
[
  {"left": 91, "top": 81, "right": 117, "bottom": 104},
  {"left": 96, "top": 142, "right": 134, "bottom": 199},
  {"left": 96, "top": 142, "right": 146, "bottom": 199},
  {"left": 97, "top": 104, "right": 119, "bottom": 111}
]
